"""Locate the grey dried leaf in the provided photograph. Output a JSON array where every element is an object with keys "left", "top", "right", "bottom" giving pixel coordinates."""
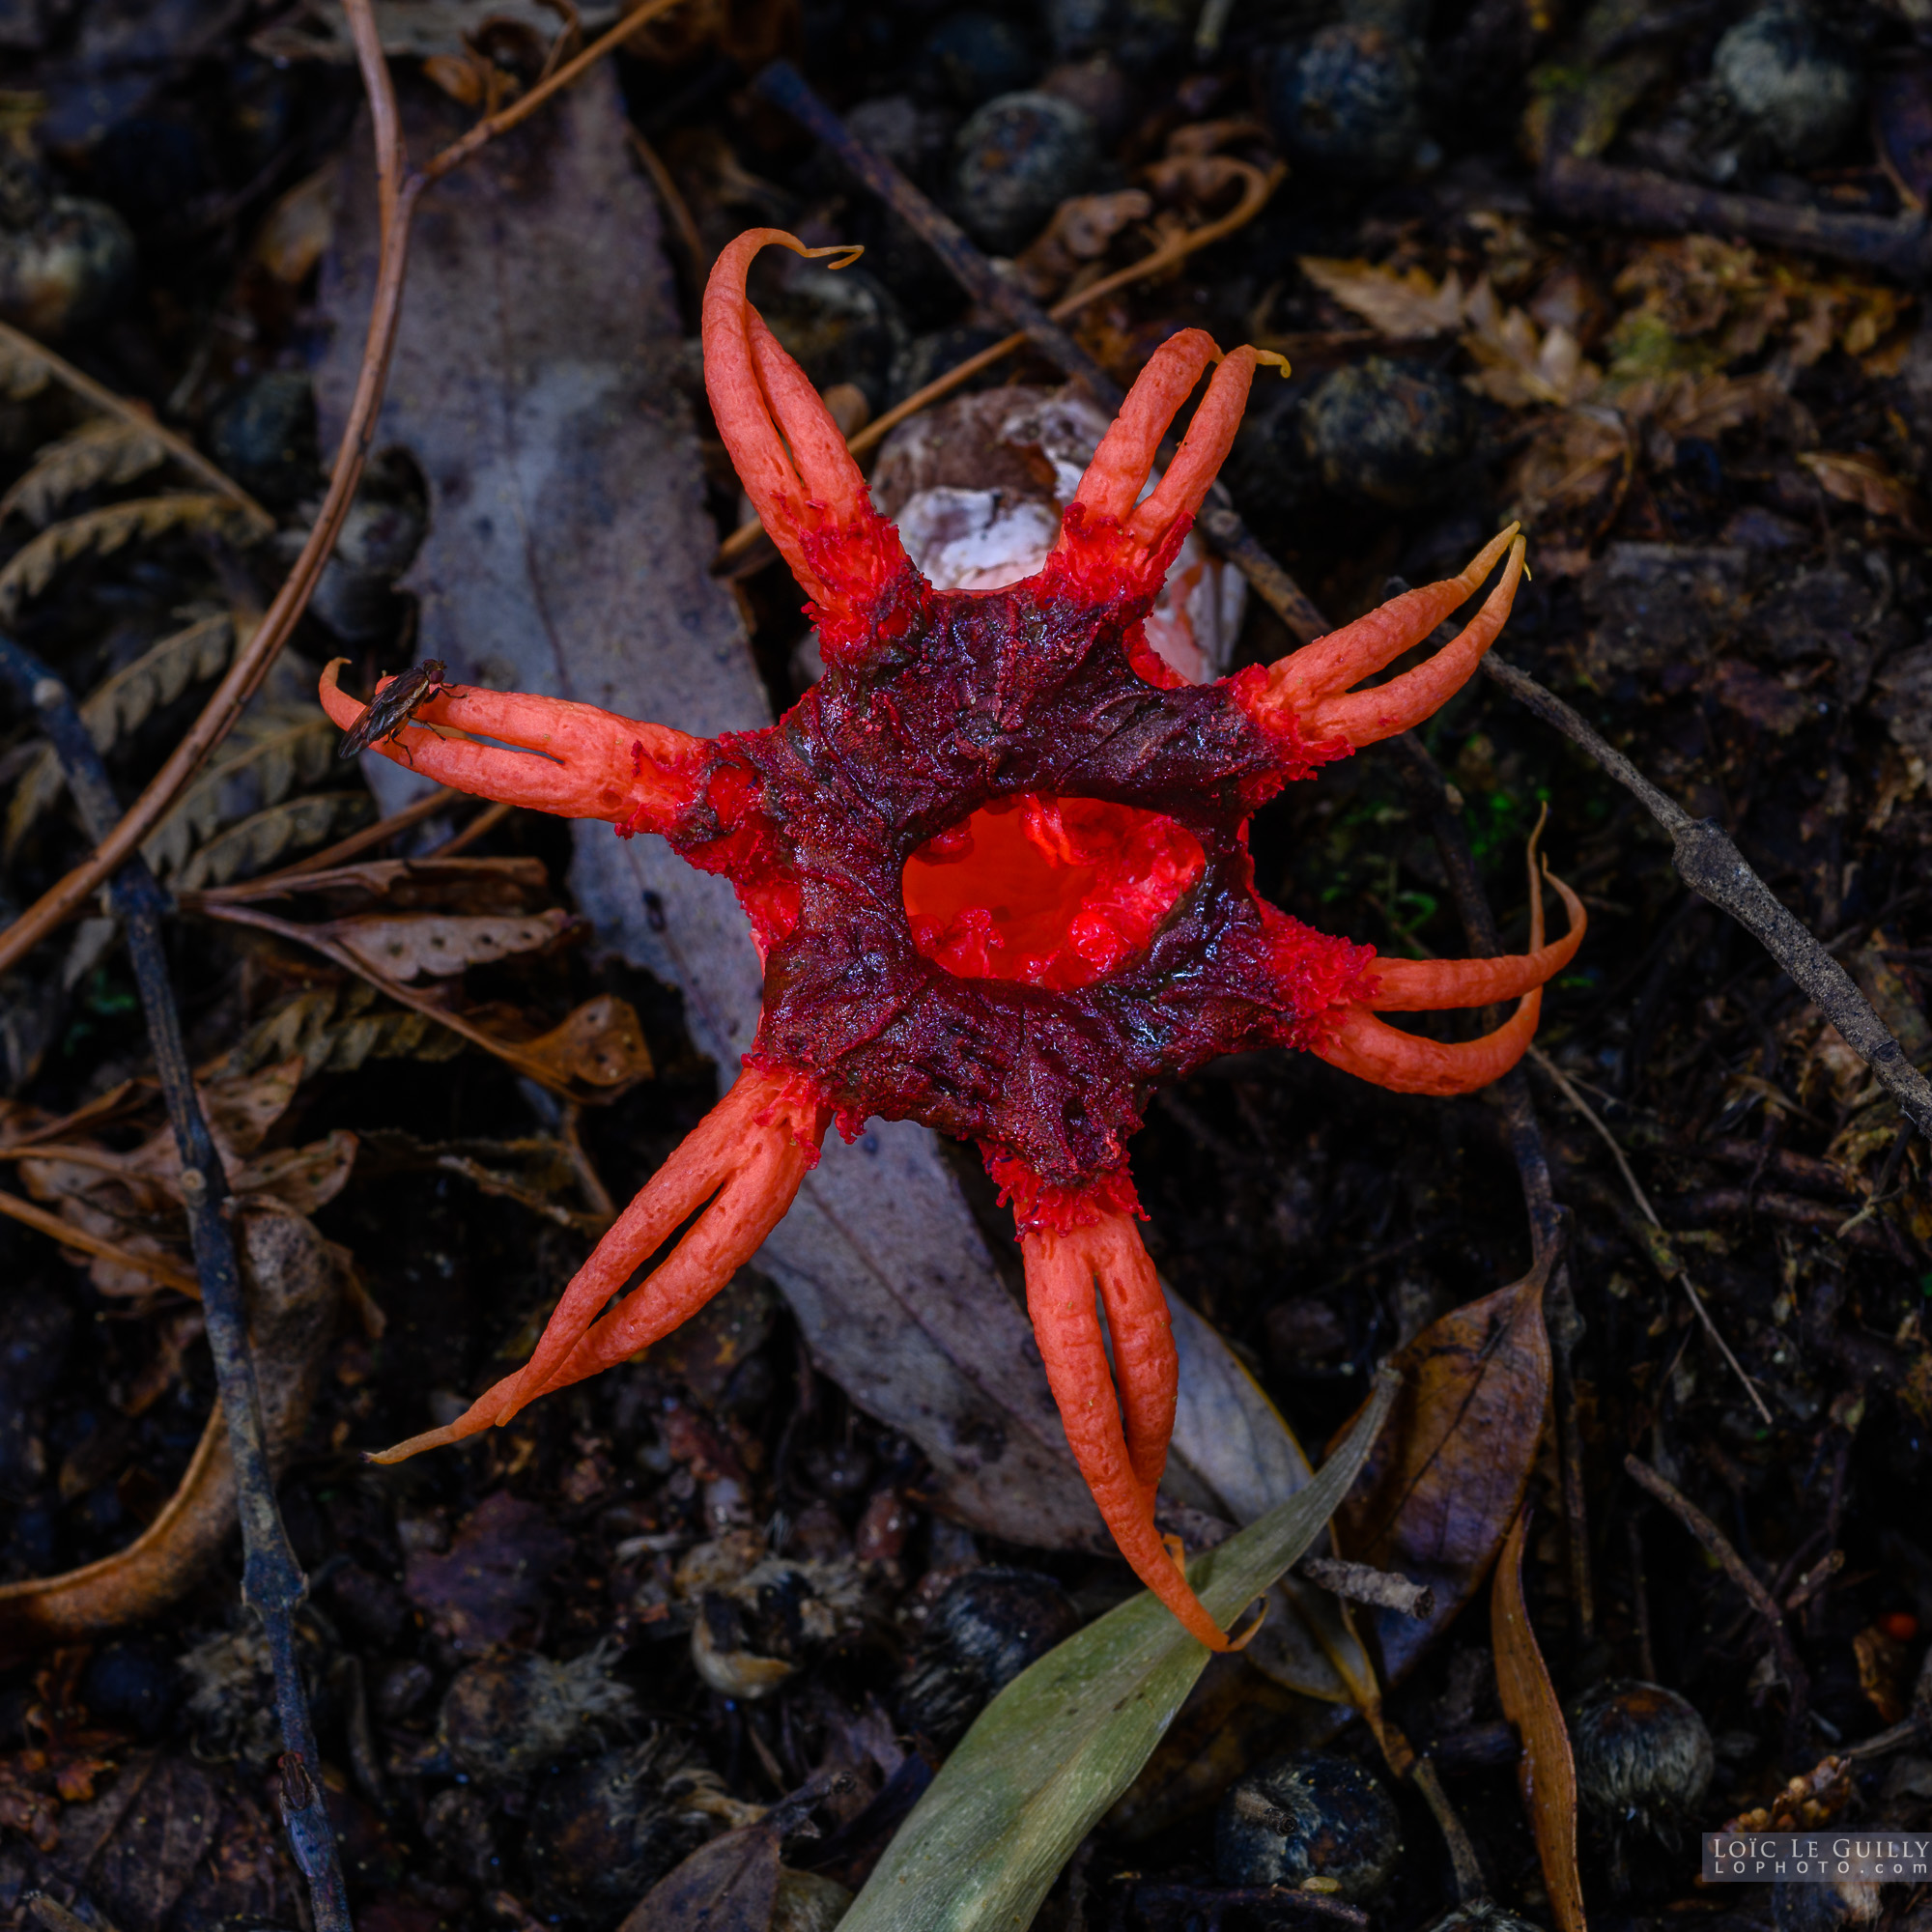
[
  {"left": 326, "top": 906, "right": 574, "bottom": 981},
  {"left": 0, "top": 415, "right": 169, "bottom": 526}
]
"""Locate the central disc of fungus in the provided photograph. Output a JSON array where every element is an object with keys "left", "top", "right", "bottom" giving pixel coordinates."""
[
  {"left": 903, "top": 795, "right": 1207, "bottom": 990},
  {"left": 319, "top": 226, "right": 1587, "bottom": 1656}
]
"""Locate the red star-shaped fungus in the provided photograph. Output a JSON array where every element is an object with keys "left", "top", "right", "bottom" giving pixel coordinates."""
[{"left": 320, "top": 228, "right": 1583, "bottom": 1650}]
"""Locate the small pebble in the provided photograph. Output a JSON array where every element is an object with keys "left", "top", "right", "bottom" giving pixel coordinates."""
[
  {"left": 1298, "top": 357, "right": 1473, "bottom": 510},
  {"left": 916, "top": 11, "right": 1039, "bottom": 109},
  {"left": 206, "top": 371, "right": 319, "bottom": 511},
  {"left": 1568, "top": 1678, "right": 1715, "bottom": 1837},
  {"left": 1268, "top": 25, "right": 1424, "bottom": 181},
  {"left": 0, "top": 155, "right": 134, "bottom": 339},
  {"left": 1712, "top": 1, "right": 1861, "bottom": 171},
  {"left": 952, "top": 92, "right": 1098, "bottom": 255},
  {"left": 1047, "top": 0, "right": 1191, "bottom": 76},
  {"left": 1214, "top": 1749, "right": 1404, "bottom": 1899},
  {"left": 81, "top": 1643, "right": 182, "bottom": 1741},
  {"left": 897, "top": 1566, "right": 1081, "bottom": 1745}
]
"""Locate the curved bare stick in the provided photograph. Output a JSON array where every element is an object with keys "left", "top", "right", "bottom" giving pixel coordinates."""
[
  {"left": 319, "top": 660, "right": 705, "bottom": 832},
  {"left": 371, "top": 1065, "right": 828, "bottom": 1463}
]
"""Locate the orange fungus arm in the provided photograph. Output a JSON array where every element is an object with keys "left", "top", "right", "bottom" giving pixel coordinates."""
[
  {"left": 1314, "top": 853, "right": 1584, "bottom": 1096},
  {"left": 1020, "top": 1188, "right": 1241, "bottom": 1653},
  {"left": 1240, "top": 527, "right": 1525, "bottom": 750},
  {"left": 369, "top": 1065, "right": 830, "bottom": 1463},
  {"left": 320, "top": 658, "right": 706, "bottom": 835}
]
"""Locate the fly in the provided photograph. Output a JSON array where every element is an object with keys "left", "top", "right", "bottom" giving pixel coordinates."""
[{"left": 336, "top": 659, "right": 451, "bottom": 765}]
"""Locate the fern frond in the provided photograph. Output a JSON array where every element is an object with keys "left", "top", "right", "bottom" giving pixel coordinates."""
[
  {"left": 0, "top": 418, "right": 170, "bottom": 527},
  {"left": 0, "top": 495, "right": 256, "bottom": 622},
  {"left": 178, "top": 790, "right": 374, "bottom": 891},
  {"left": 4, "top": 613, "right": 234, "bottom": 858},
  {"left": 140, "top": 712, "right": 337, "bottom": 878}
]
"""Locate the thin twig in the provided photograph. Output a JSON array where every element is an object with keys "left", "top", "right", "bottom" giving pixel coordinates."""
[
  {"left": 624, "top": 126, "right": 707, "bottom": 288},
  {"left": 0, "top": 0, "right": 687, "bottom": 978},
  {"left": 419, "top": 0, "right": 681, "bottom": 185},
  {"left": 1529, "top": 1046, "right": 1662, "bottom": 1226},
  {"left": 1530, "top": 1043, "right": 1774, "bottom": 1422},
  {"left": 1624, "top": 1452, "right": 1810, "bottom": 1739},
  {"left": 0, "top": 321, "right": 271, "bottom": 531},
  {"left": 1412, "top": 1757, "right": 1489, "bottom": 1905},
  {"left": 0, "top": 638, "right": 351, "bottom": 1930},
  {"left": 1484, "top": 655, "right": 1932, "bottom": 1138},
  {"left": 1298, "top": 1554, "right": 1435, "bottom": 1619},
  {"left": 749, "top": 61, "right": 1331, "bottom": 642},
  {"left": 1539, "top": 155, "right": 1932, "bottom": 282},
  {"left": 1385, "top": 727, "right": 1595, "bottom": 1641}
]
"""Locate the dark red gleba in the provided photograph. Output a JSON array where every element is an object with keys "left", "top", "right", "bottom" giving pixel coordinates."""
[{"left": 321, "top": 228, "right": 1583, "bottom": 1649}]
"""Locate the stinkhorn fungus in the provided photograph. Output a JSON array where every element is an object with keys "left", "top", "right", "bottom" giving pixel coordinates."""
[{"left": 321, "top": 228, "right": 1584, "bottom": 1653}]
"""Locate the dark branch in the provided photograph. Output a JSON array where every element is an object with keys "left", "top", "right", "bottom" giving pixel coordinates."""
[
  {"left": 0, "top": 637, "right": 352, "bottom": 1932},
  {"left": 1483, "top": 654, "right": 1932, "bottom": 1139}
]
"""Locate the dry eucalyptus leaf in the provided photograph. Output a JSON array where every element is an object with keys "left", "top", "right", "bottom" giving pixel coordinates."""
[
  {"left": 1332, "top": 1255, "right": 1551, "bottom": 1682},
  {"left": 519, "top": 993, "right": 653, "bottom": 1087},
  {"left": 1492, "top": 1509, "right": 1585, "bottom": 1932},
  {"left": 327, "top": 907, "right": 573, "bottom": 981}
]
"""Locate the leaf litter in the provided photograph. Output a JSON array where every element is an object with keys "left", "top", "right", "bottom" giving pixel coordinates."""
[{"left": 2, "top": 2, "right": 1932, "bottom": 1929}]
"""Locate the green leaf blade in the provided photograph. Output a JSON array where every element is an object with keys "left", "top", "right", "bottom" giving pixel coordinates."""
[{"left": 843, "top": 1366, "right": 1399, "bottom": 1932}]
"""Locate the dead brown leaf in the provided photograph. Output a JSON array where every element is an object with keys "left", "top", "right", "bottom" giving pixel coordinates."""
[
  {"left": 1298, "top": 256, "right": 1469, "bottom": 338},
  {"left": 615, "top": 1816, "right": 783, "bottom": 1932},
  {"left": 1332, "top": 1255, "right": 1551, "bottom": 1681},
  {"left": 1709, "top": 660, "right": 1814, "bottom": 736},
  {"left": 1853, "top": 1623, "right": 1909, "bottom": 1724},
  {"left": 0, "top": 1208, "right": 340, "bottom": 1654},
  {"left": 1798, "top": 452, "right": 1932, "bottom": 539},
  {"left": 327, "top": 907, "right": 573, "bottom": 981},
  {"left": 1492, "top": 1510, "right": 1584, "bottom": 1932},
  {"left": 1463, "top": 280, "right": 1600, "bottom": 409},
  {"left": 405, "top": 1492, "right": 575, "bottom": 1655},
  {"left": 517, "top": 993, "right": 654, "bottom": 1088}
]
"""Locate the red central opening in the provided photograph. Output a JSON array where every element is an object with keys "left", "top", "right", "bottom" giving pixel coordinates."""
[{"left": 903, "top": 794, "right": 1207, "bottom": 991}]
